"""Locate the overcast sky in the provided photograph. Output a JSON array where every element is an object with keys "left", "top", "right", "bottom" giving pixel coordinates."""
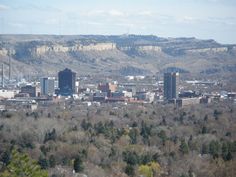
[{"left": 0, "top": 0, "right": 236, "bottom": 44}]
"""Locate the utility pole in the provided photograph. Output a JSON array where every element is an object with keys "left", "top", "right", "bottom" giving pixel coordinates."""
[
  {"left": 8, "top": 51, "right": 11, "bottom": 82},
  {"left": 2, "top": 64, "right": 4, "bottom": 88}
]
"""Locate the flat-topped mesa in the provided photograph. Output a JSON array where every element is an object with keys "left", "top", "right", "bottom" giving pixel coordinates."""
[
  {"left": 185, "top": 47, "right": 228, "bottom": 54},
  {"left": 31, "top": 42, "right": 117, "bottom": 56}
]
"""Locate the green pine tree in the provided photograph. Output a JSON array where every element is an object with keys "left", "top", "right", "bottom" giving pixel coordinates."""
[
  {"left": 179, "top": 139, "right": 189, "bottom": 154},
  {"left": 0, "top": 148, "right": 48, "bottom": 177}
]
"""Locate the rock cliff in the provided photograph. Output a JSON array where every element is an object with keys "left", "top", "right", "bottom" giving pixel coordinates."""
[{"left": 0, "top": 35, "right": 235, "bottom": 77}]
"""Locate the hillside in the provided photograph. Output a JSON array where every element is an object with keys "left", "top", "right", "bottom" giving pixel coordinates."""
[{"left": 0, "top": 34, "right": 236, "bottom": 77}]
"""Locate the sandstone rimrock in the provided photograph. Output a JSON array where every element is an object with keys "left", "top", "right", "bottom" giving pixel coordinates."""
[
  {"left": 0, "top": 35, "right": 235, "bottom": 76},
  {"left": 185, "top": 47, "right": 228, "bottom": 54},
  {"left": 30, "top": 43, "right": 117, "bottom": 56}
]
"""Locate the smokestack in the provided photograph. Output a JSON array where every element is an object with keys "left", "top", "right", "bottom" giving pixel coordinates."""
[
  {"left": 8, "top": 54, "right": 11, "bottom": 81},
  {"left": 2, "top": 64, "right": 4, "bottom": 88}
]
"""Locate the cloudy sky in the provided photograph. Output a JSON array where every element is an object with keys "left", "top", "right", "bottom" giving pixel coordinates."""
[{"left": 0, "top": 0, "right": 236, "bottom": 43}]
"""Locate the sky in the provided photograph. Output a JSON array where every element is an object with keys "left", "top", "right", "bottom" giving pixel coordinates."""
[{"left": 0, "top": 0, "right": 236, "bottom": 44}]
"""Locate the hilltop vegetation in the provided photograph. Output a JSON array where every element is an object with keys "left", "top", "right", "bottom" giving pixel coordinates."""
[{"left": 0, "top": 101, "right": 235, "bottom": 177}]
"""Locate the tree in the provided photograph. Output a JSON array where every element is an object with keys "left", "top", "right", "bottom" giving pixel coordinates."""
[
  {"left": 44, "top": 128, "right": 57, "bottom": 143},
  {"left": 38, "top": 155, "right": 49, "bottom": 169},
  {"left": 74, "top": 155, "right": 84, "bottom": 173},
  {"left": 138, "top": 165, "right": 153, "bottom": 177},
  {"left": 94, "top": 121, "right": 106, "bottom": 134},
  {"left": 222, "top": 142, "right": 228, "bottom": 161},
  {"left": 140, "top": 121, "right": 152, "bottom": 145},
  {"left": 81, "top": 119, "right": 92, "bottom": 131},
  {"left": 0, "top": 148, "right": 48, "bottom": 177},
  {"left": 138, "top": 162, "right": 162, "bottom": 177},
  {"left": 209, "top": 140, "right": 220, "bottom": 158},
  {"left": 129, "top": 128, "right": 138, "bottom": 144},
  {"left": 141, "top": 154, "right": 152, "bottom": 165},
  {"left": 201, "top": 144, "right": 209, "bottom": 155},
  {"left": 158, "top": 130, "right": 167, "bottom": 146},
  {"left": 125, "top": 164, "right": 135, "bottom": 176},
  {"left": 179, "top": 139, "right": 189, "bottom": 154},
  {"left": 47, "top": 113, "right": 51, "bottom": 118},
  {"left": 123, "top": 151, "right": 139, "bottom": 165},
  {"left": 201, "top": 126, "right": 207, "bottom": 134},
  {"left": 1, "top": 151, "right": 11, "bottom": 166},
  {"left": 49, "top": 155, "right": 56, "bottom": 168},
  {"left": 149, "top": 162, "right": 161, "bottom": 176},
  {"left": 213, "top": 110, "right": 222, "bottom": 120}
]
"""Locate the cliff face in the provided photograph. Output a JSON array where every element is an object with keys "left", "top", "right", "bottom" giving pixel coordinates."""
[
  {"left": 32, "top": 43, "right": 117, "bottom": 56},
  {"left": 119, "top": 45, "right": 162, "bottom": 53},
  {"left": 0, "top": 36, "right": 233, "bottom": 58},
  {"left": 0, "top": 48, "right": 8, "bottom": 56},
  {"left": 0, "top": 41, "right": 163, "bottom": 58},
  {"left": 185, "top": 47, "right": 228, "bottom": 54},
  {"left": 0, "top": 35, "right": 235, "bottom": 77},
  {"left": 0, "top": 48, "right": 16, "bottom": 57}
]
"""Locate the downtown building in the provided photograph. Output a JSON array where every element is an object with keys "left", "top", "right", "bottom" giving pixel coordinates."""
[
  {"left": 40, "top": 77, "right": 55, "bottom": 96},
  {"left": 58, "top": 68, "right": 76, "bottom": 96},
  {"left": 164, "top": 72, "right": 179, "bottom": 101}
]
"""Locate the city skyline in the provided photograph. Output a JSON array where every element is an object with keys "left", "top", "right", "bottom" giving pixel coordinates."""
[{"left": 0, "top": 0, "right": 236, "bottom": 44}]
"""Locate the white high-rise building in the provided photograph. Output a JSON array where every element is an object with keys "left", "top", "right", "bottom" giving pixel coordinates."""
[{"left": 40, "top": 77, "right": 55, "bottom": 96}]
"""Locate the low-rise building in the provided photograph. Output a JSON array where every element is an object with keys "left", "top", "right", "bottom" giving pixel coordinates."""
[
  {"left": 176, "top": 98, "right": 200, "bottom": 107},
  {"left": 123, "top": 91, "right": 133, "bottom": 98},
  {"left": 20, "top": 85, "right": 39, "bottom": 97},
  {"left": 0, "top": 90, "right": 19, "bottom": 99}
]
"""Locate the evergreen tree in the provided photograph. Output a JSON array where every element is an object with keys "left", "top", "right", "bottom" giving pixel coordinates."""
[
  {"left": 179, "top": 139, "right": 189, "bottom": 154},
  {"left": 44, "top": 128, "right": 57, "bottom": 143},
  {"left": 49, "top": 155, "right": 56, "bottom": 168},
  {"left": 123, "top": 151, "right": 139, "bottom": 165},
  {"left": 201, "top": 144, "right": 209, "bottom": 155},
  {"left": 129, "top": 128, "right": 138, "bottom": 144},
  {"left": 158, "top": 130, "right": 167, "bottom": 146},
  {"left": 0, "top": 148, "right": 48, "bottom": 177},
  {"left": 209, "top": 140, "right": 220, "bottom": 158},
  {"left": 1, "top": 151, "right": 11, "bottom": 165},
  {"left": 38, "top": 155, "right": 49, "bottom": 169},
  {"left": 74, "top": 155, "right": 84, "bottom": 173},
  {"left": 201, "top": 126, "right": 207, "bottom": 134},
  {"left": 125, "top": 164, "right": 135, "bottom": 176},
  {"left": 221, "top": 142, "right": 228, "bottom": 161}
]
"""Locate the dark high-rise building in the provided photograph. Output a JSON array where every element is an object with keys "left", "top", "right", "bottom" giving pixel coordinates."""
[
  {"left": 58, "top": 68, "right": 76, "bottom": 96},
  {"left": 164, "top": 72, "right": 179, "bottom": 100}
]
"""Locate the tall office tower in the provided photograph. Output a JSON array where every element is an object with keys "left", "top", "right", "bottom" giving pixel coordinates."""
[
  {"left": 40, "top": 77, "right": 55, "bottom": 96},
  {"left": 164, "top": 72, "right": 179, "bottom": 100},
  {"left": 58, "top": 68, "right": 76, "bottom": 96}
]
